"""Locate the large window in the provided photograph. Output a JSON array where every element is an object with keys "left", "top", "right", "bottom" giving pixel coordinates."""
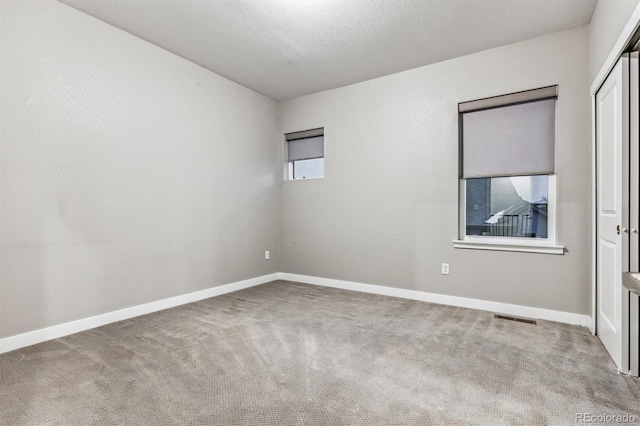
[
  {"left": 455, "top": 86, "right": 563, "bottom": 254},
  {"left": 286, "top": 128, "right": 324, "bottom": 180}
]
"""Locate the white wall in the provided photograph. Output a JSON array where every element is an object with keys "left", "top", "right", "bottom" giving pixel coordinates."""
[
  {"left": 589, "top": 0, "right": 640, "bottom": 85},
  {"left": 0, "top": 0, "right": 280, "bottom": 339},
  {"left": 279, "top": 27, "right": 590, "bottom": 315}
]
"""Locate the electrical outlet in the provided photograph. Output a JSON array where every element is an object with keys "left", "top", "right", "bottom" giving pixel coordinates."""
[
  {"left": 441, "top": 263, "right": 449, "bottom": 275},
  {"left": 265, "top": 251, "right": 270, "bottom": 260}
]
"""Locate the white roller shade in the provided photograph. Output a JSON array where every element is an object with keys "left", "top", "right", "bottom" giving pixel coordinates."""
[
  {"left": 461, "top": 98, "right": 556, "bottom": 178},
  {"left": 288, "top": 135, "right": 324, "bottom": 161}
]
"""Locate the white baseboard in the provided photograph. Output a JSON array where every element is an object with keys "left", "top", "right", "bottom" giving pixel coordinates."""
[
  {"left": 0, "top": 273, "right": 279, "bottom": 355},
  {"left": 0, "top": 271, "right": 590, "bottom": 354},
  {"left": 279, "top": 273, "right": 590, "bottom": 327}
]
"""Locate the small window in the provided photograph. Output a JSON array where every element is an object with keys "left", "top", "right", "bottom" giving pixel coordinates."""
[
  {"left": 455, "top": 86, "right": 563, "bottom": 254},
  {"left": 286, "top": 128, "right": 324, "bottom": 180}
]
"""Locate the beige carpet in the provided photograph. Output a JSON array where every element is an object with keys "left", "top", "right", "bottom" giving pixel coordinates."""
[{"left": 1, "top": 280, "right": 639, "bottom": 425}]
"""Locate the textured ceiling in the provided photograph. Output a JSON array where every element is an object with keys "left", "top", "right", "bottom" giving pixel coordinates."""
[{"left": 59, "top": 0, "right": 597, "bottom": 101}]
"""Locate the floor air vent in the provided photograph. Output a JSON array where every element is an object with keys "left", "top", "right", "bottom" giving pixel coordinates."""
[{"left": 494, "top": 314, "right": 537, "bottom": 325}]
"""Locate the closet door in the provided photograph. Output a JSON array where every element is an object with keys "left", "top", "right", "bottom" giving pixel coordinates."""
[{"left": 596, "top": 57, "right": 628, "bottom": 371}]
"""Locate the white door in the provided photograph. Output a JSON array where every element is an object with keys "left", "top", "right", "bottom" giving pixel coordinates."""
[{"left": 596, "top": 58, "right": 627, "bottom": 371}]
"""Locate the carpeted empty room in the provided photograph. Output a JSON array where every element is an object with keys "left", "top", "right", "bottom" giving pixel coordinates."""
[
  {"left": 1, "top": 281, "right": 639, "bottom": 425},
  {"left": 3, "top": 0, "right": 640, "bottom": 425}
]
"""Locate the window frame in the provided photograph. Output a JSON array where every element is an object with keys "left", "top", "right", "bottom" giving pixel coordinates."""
[
  {"left": 453, "top": 88, "right": 564, "bottom": 255},
  {"left": 454, "top": 175, "right": 563, "bottom": 254}
]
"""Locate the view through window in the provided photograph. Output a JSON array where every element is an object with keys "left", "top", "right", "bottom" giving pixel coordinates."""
[{"left": 466, "top": 175, "right": 548, "bottom": 238}]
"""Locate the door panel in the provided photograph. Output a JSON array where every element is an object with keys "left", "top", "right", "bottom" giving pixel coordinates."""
[
  {"left": 596, "top": 57, "right": 626, "bottom": 371},
  {"left": 599, "top": 241, "right": 617, "bottom": 329},
  {"left": 628, "top": 51, "right": 639, "bottom": 377}
]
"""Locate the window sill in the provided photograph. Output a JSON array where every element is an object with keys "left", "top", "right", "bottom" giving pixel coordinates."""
[
  {"left": 287, "top": 177, "right": 324, "bottom": 181},
  {"left": 452, "top": 239, "right": 565, "bottom": 255}
]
